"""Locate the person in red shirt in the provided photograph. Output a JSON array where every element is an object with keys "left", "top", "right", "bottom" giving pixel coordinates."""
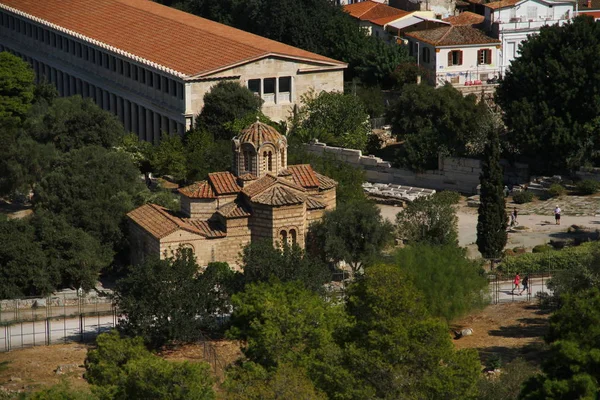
[{"left": 512, "top": 273, "right": 521, "bottom": 295}]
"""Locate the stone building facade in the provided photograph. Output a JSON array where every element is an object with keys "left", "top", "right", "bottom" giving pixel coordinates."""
[
  {"left": 128, "top": 122, "right": 337, "bottom": 267},
  {"left": 0, "top": 0, "right": 346, "bottom": 140}
]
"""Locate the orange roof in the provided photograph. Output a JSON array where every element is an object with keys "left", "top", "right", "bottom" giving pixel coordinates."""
[
  {"left": 187, "top": 220, "right": 227, "bottom": 238},
  {"left": 287, "top": 164, "right": 320, "bottom": 188},
  {"left": 315, "top": 172, "right": 338, "bottom": 190},
  {"left": 178, "top": 181, "right": 216, "bottom": 199},
  {"left": 344, "top": 1, "right": 410, "bottom": 26},
  {"left": 127, "top": 204, "right": 205, "bottom": 239},
  {"left": 404, "top": 25, "right": 500, "bottom": 46},
  {"left": 483, "top": 0, "right": 521, "bottom": 9},
  {"left": 252, "top": 186, "right": 305, "bottom": 206},
  {"left": 236, "top": 122, "right": 286, "bottom": 148},
  {"left": 208, "top": 172, "right": 241, "bottom": 195},
  {"left": 306, "top": 196, "right": 327, "bottom": 210},
  {"left": 443, "top": 11, "right": 485, "bottom": 26},
  {"left": 216, "top": 202, "right": 251, "bottom": 219},
  {"left": 0, "top": 0, "right": 345, "bottom": 78},
  {"left": 242, "top": 174, "right": 279, "bottom": 198}
]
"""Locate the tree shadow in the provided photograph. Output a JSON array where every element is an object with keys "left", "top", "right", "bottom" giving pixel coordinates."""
[
  {"left": 478, "top": 342, "right": 548, "bottom": 366},
  {"left": 488, "top": 317, "right": 548, "bottom": 339}
]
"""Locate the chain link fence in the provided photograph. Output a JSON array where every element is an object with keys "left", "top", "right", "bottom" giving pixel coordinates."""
[{"left": 487, "top": 271, "right": 555, "bottom": 304}]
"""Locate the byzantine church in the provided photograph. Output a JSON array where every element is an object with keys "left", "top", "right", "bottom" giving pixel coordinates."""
[{"left": 127, "top": 121, "right": 337, "bottom": 267}]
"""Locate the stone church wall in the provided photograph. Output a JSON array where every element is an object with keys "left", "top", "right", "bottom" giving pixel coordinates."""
[{"left": 129, "top": 221, "right": 161, "bottom": 265}]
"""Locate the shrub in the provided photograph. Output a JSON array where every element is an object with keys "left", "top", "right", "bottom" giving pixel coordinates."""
[
  {"left": 513, "top": 247, "right": 526, "bottom": 254},
  {"left": 499, "top": 242, "right": 597, "bottom": 274},
  {"left": 547, "top": 183, "right": 567, "bottom": 198},
  {"left": 434, "top": 190, "right": 461, "bottom": 205},
  {"left": 576, "top": 179, "right": 600, "bottom": 195},
  {"left": 513, "top": 191, "right": 534, "bottom": 204},
  {"left": 532, "top": 244, "right": 552, "bottom": 253}
]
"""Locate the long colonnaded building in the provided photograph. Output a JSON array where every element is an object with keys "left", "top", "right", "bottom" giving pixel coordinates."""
[
  {"left": 0, "top": 0, "right": 346, "bottom": 140},
  {"left": 127, "top": 121, "right": 337, "bottom": 267}
]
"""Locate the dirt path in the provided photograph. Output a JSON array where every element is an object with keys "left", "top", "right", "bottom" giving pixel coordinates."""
[{"left": 452, "top": 302, "right": 549, "bottom": 366}]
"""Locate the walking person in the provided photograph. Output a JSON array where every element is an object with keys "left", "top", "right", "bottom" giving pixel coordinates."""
[
  {"left": 554, "top": 206, "right": 561, "bottom": 225},
  {"left": 520, "top": 274, "right": 530, "bottom": 296},
  {"left": 511, "top": 272, "right": 521, "bottom": 295},
  {"left": 513, "top": 208, "right": 518, "bottom": 225}
]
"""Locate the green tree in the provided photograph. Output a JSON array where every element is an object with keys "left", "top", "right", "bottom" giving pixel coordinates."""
[
  {"left": 345, "top": 263, "right": 481, "bottom": 400},
  {"left": 393, "top": 244, "right": 488, "bottom": 321},
  {"left": 184, "top": 129, "right": 231, "bottom": 182},
  {"left": 33, "top": 146, "right": 145, "bottom": 254},
  {"left": 197, "top": 81, "right": 263, "bottom": 140},
  {"left": 476, "top": 129, "right": 508, "bottom": 259},
  {"left": 496, "top": 15, "right": 600, "bottom": 173},
  {"left": 306, "top": 199, "right": 393, "bottom": 274},
  {"left": 227, "top": 281, "right": 349, "bottom": 368},
  {"left": 0, "top": 51, "right": 35, "bottom": 125},
  {"left": 26, "top": 381, "right": 98, "bottom": 400},
  {"left": 148, "top": 133, "right": 188, "bottom": 182},
  {"left": 116, "top": 250, "right": 238, "bottom": 346},
  {"left": 289, "top": 90, "right": 370, "bottom": 150},
  {"left": 387, "top": 83, "right": 488, "bottom": 171},
  {"left": 396, "top": 193, "right": 459, "bottom": 246},
  {"left": 241, "top": 240, "right": 331, "bottom": 292},
  {"left": 85, "top": 330, "right": 215, "bottom": 400},
  {"left": 26, "top": 96, "right": 126, "bottom": 152}
]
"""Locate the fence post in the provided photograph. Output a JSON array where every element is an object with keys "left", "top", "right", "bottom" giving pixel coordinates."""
[{"left": 46, "top": 318, "right": 50, "bottom": 345}]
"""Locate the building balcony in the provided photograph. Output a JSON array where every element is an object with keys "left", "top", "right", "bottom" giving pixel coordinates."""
[{"left": 493, "top": 17, "right": 570, "bottom": 32}]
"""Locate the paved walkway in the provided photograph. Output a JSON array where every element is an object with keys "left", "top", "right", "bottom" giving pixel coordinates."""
[{"left": 491, "top": 277, "right": 551, "bottom": 303}]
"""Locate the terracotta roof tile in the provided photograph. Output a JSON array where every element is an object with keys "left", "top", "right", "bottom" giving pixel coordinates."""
[
  {"left": 238, "top": 173, "right": 257, "bottom": 182},
  {"left": 483, "top": 0, "right": 520, "bottom": 9},
  {"left": 242, "top": 174, "right": 279, "bottom": 198},
  {"left": 208, "top": 172, "right": 241, "bottom": 195},
  {"left": 443, "top": 11, "right": 485, "bottom": 26},
  {"left": 404, "top": 25, "right": 500, "bottom": 46},
  {"left": 252, "top": 186, "right": 305, "bottom": 206},
  {"left": 287, "top": 164, "right": 320, "bottom": 188},
  {"left": 1, "top": 0, "right": 345, "bottom": 77},
  {"left": 306, "top": 196, "right": 327, "bottom": 210},
  {"left": 127, "top": 203, "right": 204, "bottom": 239},
  {"left": 344, "top": 1, "right": 410, "bottom": 26},
  {"left": 187, "top": 220, "right": 227, "bottom": 238},
  {"left": 314, "top": 172, "right": 338, "bottom": 190},
  {"left": 235, "top": 122, "right": 286, "bottom": 148},
  {"left": 278, "top": 169, "right": 293, "bottom": 177},
  {"left": 178, "top": 181, "right": 216, "bottom": 199},
  {"left": 216, "top": 201, "right": 251, "bottom": 218}
]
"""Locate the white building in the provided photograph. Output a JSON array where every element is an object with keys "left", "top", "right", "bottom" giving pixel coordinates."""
[
  {"left": 0, "top": 0, "right": 346, "bottom": 142},
  {"left": 482, "top": 0, "right": 574, "bottom": 74},
  {"left": 404, "top": 25, "right": 501, "bottom": 86}
]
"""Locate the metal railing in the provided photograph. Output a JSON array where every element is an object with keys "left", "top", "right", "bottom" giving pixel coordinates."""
[{"left": 487, "top": 271, "right": 554, "bottom": 304}]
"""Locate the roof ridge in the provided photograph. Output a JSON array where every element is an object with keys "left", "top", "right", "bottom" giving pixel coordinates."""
[
  {"left": 436, "top": 25, "right": 455, "bottom": 45},
  {"left": 150, "top": 203, "right": 206, "bottom": 236}
]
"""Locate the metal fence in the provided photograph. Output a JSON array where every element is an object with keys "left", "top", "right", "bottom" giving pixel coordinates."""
[
  {"left": 487, "top": 271, "right": 554, "bottom": 304},
  {"left": 0, "top": 294, "right": 117, "bottom": 352}
]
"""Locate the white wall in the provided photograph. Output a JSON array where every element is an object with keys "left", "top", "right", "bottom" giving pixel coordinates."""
[{"left": 436, "top": 45, "right": 501, "bottom": 85}]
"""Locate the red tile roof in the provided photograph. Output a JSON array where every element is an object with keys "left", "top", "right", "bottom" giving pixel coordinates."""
[
  {"left": 238, "top": 173, "right": 257, "bottom": 182},
  {"left": 483, "top": 0, "right": 520, "bottom": 9},
  {"left": 208, "top": 172, "right": 241, "bottom": 195},
  {"left": 187, "top": 220, "right": 227, "bottom": 238},
  {"left": 287, "top": 164, "right": 320, "bottom": 188},
  {"left": 314, "top": 172, "right": 338, "bottom": 190},
  {"left": 404, "top": 25, "right": 500, "bottom": 46},
  {"left": 128, "top": 204, "right": 206, "bottom": 239},
  {"left": 178, "top": 181, "right": 216, "bottom": 199},
  {"left": 242, "top": 174, "right": 279, "bottom": 198},
  {"left": 216, "top": 202, "right": 251, "bottom": 219},
  {"left": 306, "top": 196, "right": 327, "bottom": 210},
  {"left": 236, "top": 122, "right": 286, "bottom": 148},
  {"left": 443, "top": 11, "right": 485, "bottom": 26},
  {"left": 252, "top": 186, "right": 305, "bottom": 206},
  {"left": 0, "top": 0, "right": 345, "bottom": 78},
  {"left": 344, "top": 1, "right": 410, "bottom": 26}
]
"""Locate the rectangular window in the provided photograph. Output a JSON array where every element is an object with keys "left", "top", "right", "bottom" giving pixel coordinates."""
[
  {"left": 422, "top": 47, "right": 431, "bottom": 63},
  {"left": 170, "top": 79, "right": 176, "bottom": 96},
  {"left": 163, "top": 76, "right": 168, "bottom": 93},
  {"left": 278, "top": 77, "right": 291, "bottom": 93},
  {"left": 148, "top": 71, "right": 154, "bottom": 87},
  {"left": 478, "top": 49, "right": 492, "bottom": 65},
  {"left": 156, "top": 74, "right": 162, "bottom": 90},
  {"left": 448, "top": 50, "right": 463, "bottom": 66},
  {"left": 139, "top": 67, "right": 145, "bottom": 84},
  {"left": 77, "top": 43, "right": 82, "bottom": 58},
  {"left": 263, "top": 78, "right": 275, "bottom": 94},
  {"left": 131, "top": 64, "right": 137, "bottom": 80},
  {"left": 248, "top": 79, "right": 261, "bottom": 95},
  {"left": 178, "top": 83, "right": 184, "bottom": 100},
  {"left": 124, "top": 62, "right": 130, "bottom": 77}
]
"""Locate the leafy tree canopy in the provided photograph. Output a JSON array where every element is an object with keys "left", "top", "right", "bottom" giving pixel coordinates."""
[
  {"left": 306, "top": 199, "right": 393, "bottom": 274},
  {"left": 387, "top": 83, "right": 488, "bottom": 171},
  {"left": 289, "top": 90, "right": 371, "bottom": 151},
  {"left": 197, "top": 80, "right": 263, "bottom": 140},
  {"left": 0, "top": 51, "right": 35, "bottom": 125},
  {"left": 241, "top": 240, "right": 331, "bottom": 293},
  {"left": 496, "top": 15, "right": 600, "bottom": 173},
  {"left": 393, "top": 244, "right": 488, "bottom": 321},
  {"left": 396, "top": 192, "right": 459, "bottom": 246}
]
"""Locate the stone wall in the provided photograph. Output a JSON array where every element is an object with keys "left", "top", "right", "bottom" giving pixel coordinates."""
[
  {"left": 576, "top": 167, "right": 600, "bottom": 182},
  {"left": 305, "top": 141, "right": 529, "bottom": 195}
]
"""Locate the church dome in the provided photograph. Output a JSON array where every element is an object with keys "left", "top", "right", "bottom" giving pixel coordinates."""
[{"left": 236, "top": 121, "right": 285, "bottom": 148}]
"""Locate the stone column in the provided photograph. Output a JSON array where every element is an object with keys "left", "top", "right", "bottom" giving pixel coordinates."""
[
  {"left": 145, "top": 108, "right": 153, "bottom": 143},
  {"left": 116, "top": 96, "right": 124, "bottom": 125},
  {"left": 123, "top": 99, "right": 131, "bottom": 132},
  {"left": 110, "top": 93, "right": 117, "bottom": 115},
  {"left": 153, "top": 112, "right": 161, "bottom": 144}
]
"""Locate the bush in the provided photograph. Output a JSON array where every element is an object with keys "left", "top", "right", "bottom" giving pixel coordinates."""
[
  {"left": 513, "top": 191, "right": 534, "bottom": 204},
  {"left": 547, "top": 183, "right": 567, "bottom": 198},
  {"left": 499, "top": 242, "right": 597, "bottom": 274},
  {"left": 433, "top": 190, "right": 461, "bottom": 205},
  {"left": 576, "top": 179, "right": 600, "bottom": 195},
  {"left": 532, "top": 244, "right": 553, "bottom": 253}
]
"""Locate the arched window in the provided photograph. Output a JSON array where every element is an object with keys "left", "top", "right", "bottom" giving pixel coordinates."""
[
  {"left": 268, "top": 151, "right": 273, "bottom": 171},
  {"left": 280, "top": 230, "right": 288, "bottom": 244},
  {"left": 280, "top": 148, "right": 285, "bottom": 167},
  {"left": 243, "top": 151, "right": 249, "bottom": 171},
  {"left": 263, "top": 151, "right": 268, "bottom": 172},
  {"left": 290, "top": 229, "right": 297, "bottom": 245}
]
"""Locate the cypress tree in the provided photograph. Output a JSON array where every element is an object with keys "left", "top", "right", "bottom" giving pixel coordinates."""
[{"left": 476, "top": 129, "right": 507, "bottom": 259}]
